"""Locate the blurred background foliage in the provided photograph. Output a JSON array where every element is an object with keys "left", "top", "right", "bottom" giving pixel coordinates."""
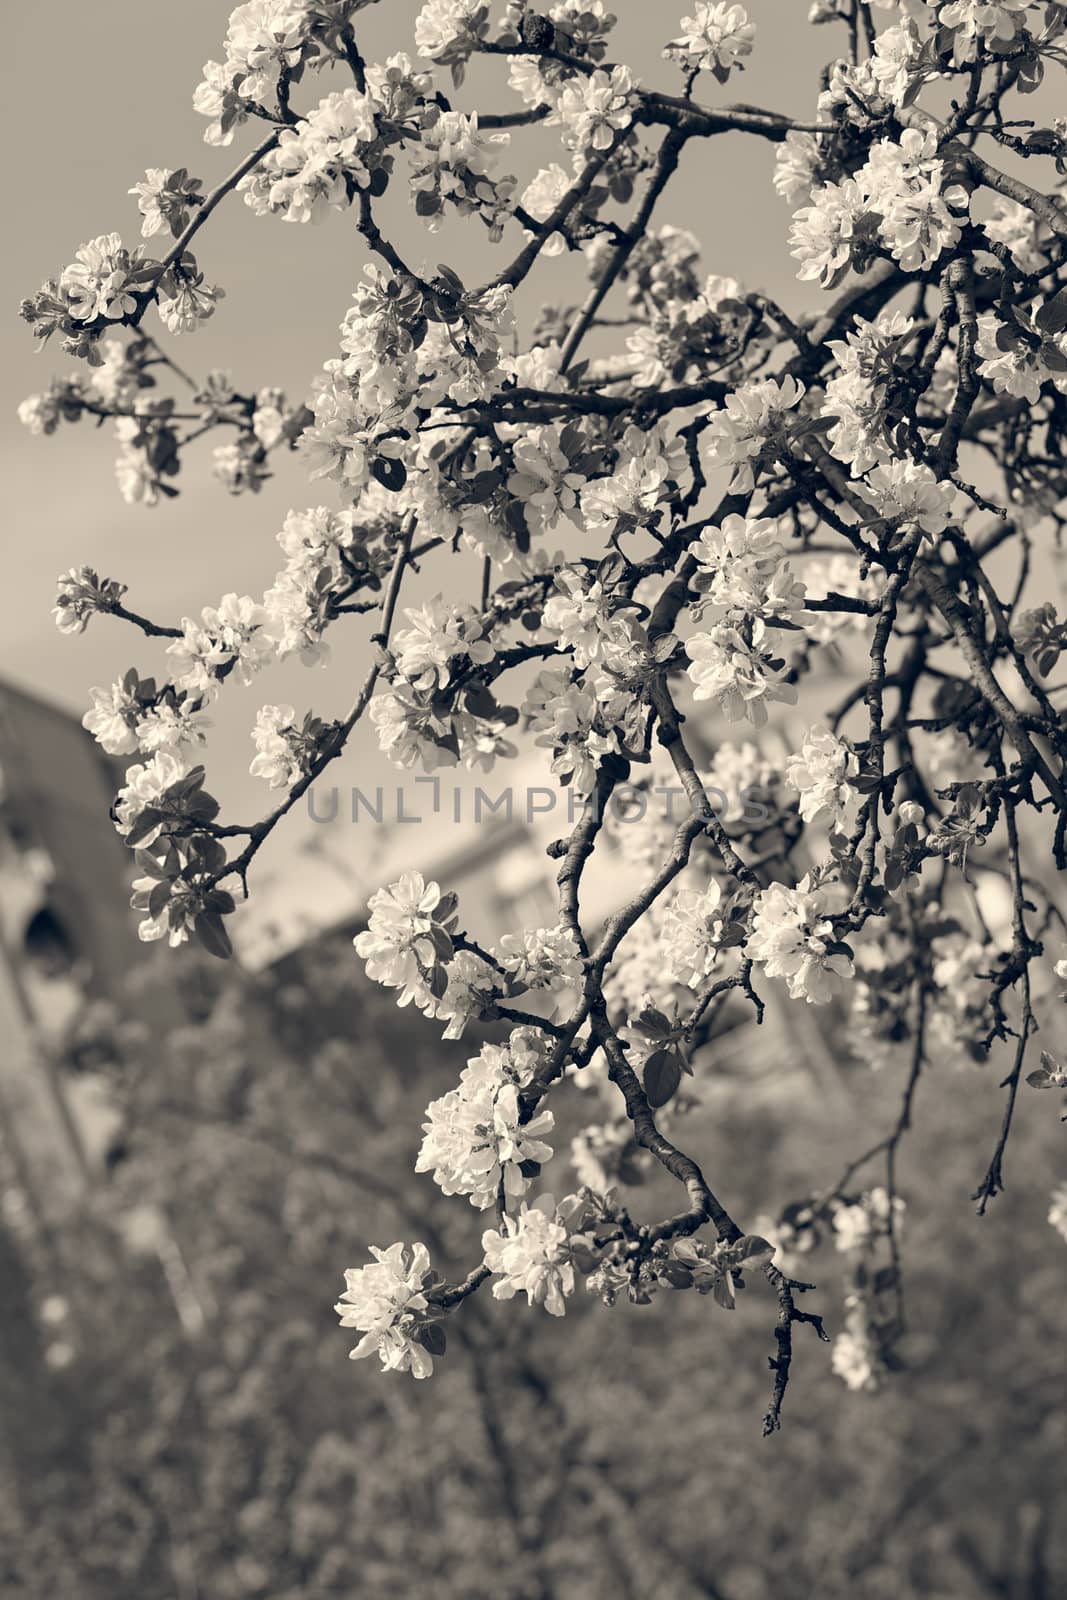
[{"left": 0, "top": 930, "right": 1064, "bottom": 1600}]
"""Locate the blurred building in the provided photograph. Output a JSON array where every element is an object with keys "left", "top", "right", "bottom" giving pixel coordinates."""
[{"left": 0, "top": 680, "right": 147, "bottom": 1226}]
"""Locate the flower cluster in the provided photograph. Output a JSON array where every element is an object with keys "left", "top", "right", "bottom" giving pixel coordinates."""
[
  {"left": 661, "top": 879, "right": 728, "bottom": 989},
  {"left": 167, "top": 594, "right": 276, "bottom": 698},
  {"left": 354, "top": 871, "right": 457, "bottom": 1010},
  {"left": 240, "top": 87, "right": 380, "bottom": 221},
  {"left": 789, "top": 128, "right": 968, "bottom": 287},
  {"left": 335, "top": 1242, "right": 441, "bottom": 1378},
  {"left": 416, "top": 1032, "right": 555, "bottom": 1209},
  {"left": 785, "top": 726, "right": 861, "bottom": 831},
  {"left": 663, "top": 4, "right": 756, "bottom": 79},
  {"left": 746, "top": 877, "right": 853, "bottom": 1003},
  {"left": 702, "top": 376, "right": 805, "bottom": 496},
  {"left": 481, "top": 1194, "right": 579, "bottom": 1315},
  {"left": 495, "top": 924, "right": 585, "bottom": 991}
]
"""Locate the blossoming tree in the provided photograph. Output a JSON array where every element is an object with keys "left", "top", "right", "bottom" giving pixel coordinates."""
[{"left": 19, "top": 0, "right": 1067, "bottom": 1428}]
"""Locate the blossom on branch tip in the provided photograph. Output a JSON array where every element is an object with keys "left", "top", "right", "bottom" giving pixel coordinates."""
[
  {"left": 556, "top": 67, "right": 636, "bottom": 153},
  {"left": 129, "top": 168, "right": 203, "bottom": 239},
  {"left": 53, "top": 567, "right": 127, "bottom": 636},
  {"left": 785, "top": 726, "right": 861, "bottom": 831},
  {"left": 495, "top": 923, "right": 585, "bottom": 991},
  {"left": 335, "top": 1242, "right": 439, "bottom": 1378},
  {"left": 860, "top": 457, "right": 956, "bottom": 536},
  {"left": 414, "top": 0, "right": 489, "bottom": 64},
  {"left": 416, "top": 1039, "right": 555, "bottom": 1209},
  {"left": 664, "top": 4, "right": 756, "bottom": 79},
  {"left": 746, "top": 877, "right": 852, "bottom": 1004},
  {"left": 166, "top": 594, "right": 275, "bottom": 696},
  {"left": 691, "top": 513, "right": 808, "bottom": 618},
  {"left": 354, "top": 871, "right": 454, "bottom": 1008},
  {"left": 685, "top": 620, "right": 799, "bottom": 726},
  {"left": 662, "top": 880, "right": 727, "bottom": 989},
  {"left": 481, "top": 1194, "right": 579, "bottom": 1315}
]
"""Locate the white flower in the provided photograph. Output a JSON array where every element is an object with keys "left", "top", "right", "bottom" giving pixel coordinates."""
[
  {"left": 249, "top": 703, "right": 301, "bottom": 788},
  {"left": 436, "top": 950, "right": 498, "bottom": 1040},
  {"left": 114, "top": 751, "right": 190, "bottom": 840},
  {"left": 662, "top": 880, "right": 726, "bottom": 988},
  {"left": 580, "top": 422, "right": 686, "bottom": 534},
  {"left": 976, "top": 306, "right": 1067, "bottom": 404},
  {"left": 822, "top": 311, "right": 916, "bottom": 476},
  {"left": 556, "top": 66, "right": 636, "bottom": 153},
  {"left": 392, "top": 597, "right": 494, "bottom": 691},
  {"left": 354, "top": 871, "right": 447, "bottom": 1007},
  {"left": 938, "top": 0, "right": 1032, "bottom": 65},
  {"left": 664, "top": 4, "right": 756, "bottom": 76},
  {"left": 790, "top": 179, "right": 866, "bottom": 288},
  {"left": 703, "top": 375, "right": 805, "bottom": 496},
  {"left": 861, "top": 458, "right": 956, "bottom": 536},
  {"left": 746, "top": 877, "right": 852, "bottom": 1004},
  {"left": 785, "top": 727, "right": 861, "bottom": 830},
  {"left": 334, "top": 1242, "right": 437, "bottom": 1379},
  {"left": 128, "top": 167, "right": 204, "bottom": 238},
  {"left": 166, "top": 593, "right": 275, "bottom": 695},
  {"left": 414, "top": 0, "right": 486, "bottom": 60},
  {"left": 831, "top": 1317, "right": 880, "bottom": 1392},
  {"left": 541, "top": 568, "right": 628, "bottom": 669},
  {"left": 685, "top": 619, "right": 798, "bottom": 726},
  {"left": 869, "top": 20, "right": 925, "bottom": 108},
  {"left": 691, "top": 513, "right": 807, "bottom": 617},
  {"left": 520, "top": 164, "right": 572, "bottom": 256},
  {"left": 523, "top": 667, "right": 620, "bottom": 794},
  {"left": 157, "top": 276, "right": 223, "bottom": 334},
  {"left": 53, "top": 566, "right": 125, "bottom": 635},
  {"left": 832, "top": 1187, "right": 904, "bottom": 1252},
  {"left": 507, "top": 425, "right": 585, "bottom": 533},
  {"left": 212, "top": 438, "right": 270, "bottom": 494},
  {"left": 83, "top": 681, "right": 141, "bottom": 755},
  {"left": 495, "top": 924, "right": 584, "bottom": 991},
  {"left": 417, "top": 1045, "right": 555, "bottom": 1210},
  {"left": 240, "top": 87, "right": 378, "bottom": 223},
  {"left": 370, "top": 684, "right": 461, "bottom": 773},
  {"left": 18, "top": 392, "right": 62, "bottom": 436},
  {"left": 774, "top": 131, "right": 822, "bottom": 204},
  {"left": 60, "top": 234, "right": 141, "bottom": 322},
  {"left": 481, "top": 1195, "right": 576, "bottom": 1315},
  {"left": 134, "top": 700, "right": 210, "bottom": 754}
]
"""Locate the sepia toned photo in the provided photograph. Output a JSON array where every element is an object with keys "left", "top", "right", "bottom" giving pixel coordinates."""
[{"left": 3, "top": 3, "right": 1066, "bottom": 1596}]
